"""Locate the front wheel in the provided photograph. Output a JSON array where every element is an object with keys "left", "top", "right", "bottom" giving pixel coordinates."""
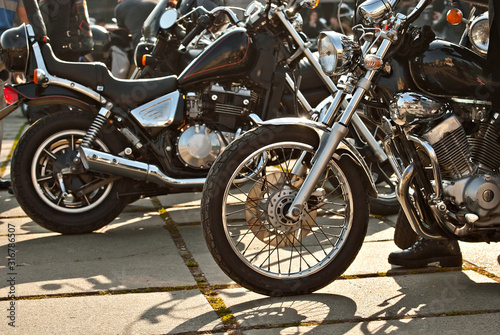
[
  {"left": 201, "top": 125, "right": 369, "bottom": 296},
  {"left": 11, "top": 110, "right": 130, "bottom": 234}
]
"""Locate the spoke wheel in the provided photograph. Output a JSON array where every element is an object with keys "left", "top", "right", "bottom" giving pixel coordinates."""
[{"left": 202, "top": 125, "right": 369, "bottom": 296}]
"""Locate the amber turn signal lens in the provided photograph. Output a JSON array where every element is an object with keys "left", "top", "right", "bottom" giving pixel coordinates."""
[{"left": 446, "top": 9, "right": 463, "bottom": 25}]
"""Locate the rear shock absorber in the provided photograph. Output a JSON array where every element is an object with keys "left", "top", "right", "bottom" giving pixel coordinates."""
[{"left": 81, "top": 103, "right": 113, "bottom": 148}]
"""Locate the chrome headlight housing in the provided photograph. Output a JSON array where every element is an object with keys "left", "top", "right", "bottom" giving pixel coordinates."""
[
  {"left": 357, "top": 0, "right": 398, "bottom": 25},
  {"left": 317, "top": 31, "right": 360, "bottom": 76},
  {"left": 469, "top": 12, "right": 489, "bottom": 55}
]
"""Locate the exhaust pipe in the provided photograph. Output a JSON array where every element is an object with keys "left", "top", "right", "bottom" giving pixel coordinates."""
[{"left": 79, "top": 147, "right": 206, "bottom": 188}]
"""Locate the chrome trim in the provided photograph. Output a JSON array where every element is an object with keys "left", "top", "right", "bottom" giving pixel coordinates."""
[
  {"left": 397, "top": 163, "right": 444, "bottom": 240},
  {"left": 79, "top": 147, "right": 206, "bottom": 188},
  {"left": 390, "top": 92, "right": 445, "bottom": 126},
  {"left": 130, "top": 90, "right": 181, "bottom": 127},
  {"left": 407, "top": 134, "right": 443, "bottom": 200},
  {"left": 357, "top": 0, "right": 398, "bottom": 24}
]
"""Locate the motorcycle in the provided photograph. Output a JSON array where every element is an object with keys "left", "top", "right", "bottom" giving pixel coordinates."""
[
  {"left": 393, "top": 0, "right": 490, "bottom": 249},
  {"left": 200, "top": 0, "right": 496, "bottom": 296},
  {"left": 0, "top": 0, "right": 329, "bottom": 234}
]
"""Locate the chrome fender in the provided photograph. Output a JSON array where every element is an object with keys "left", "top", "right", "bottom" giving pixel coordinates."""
[{"left": 250, "top": 114, "right": 377, "bottom": 198}]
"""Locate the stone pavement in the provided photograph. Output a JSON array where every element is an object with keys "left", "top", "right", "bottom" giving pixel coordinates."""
[{"left": 0, "top": 109, "right": 499, "bottom": 334}]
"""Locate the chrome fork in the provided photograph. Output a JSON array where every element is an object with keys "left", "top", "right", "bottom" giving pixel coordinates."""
[{"left": 285, "top": 39, "right": 393, "bottom": 220}]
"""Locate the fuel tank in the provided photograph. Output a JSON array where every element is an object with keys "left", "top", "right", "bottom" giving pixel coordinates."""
[
  {"left": 409, "top": 40, "right": 492, "bottom": 100},
  {"left": 178, "top": 28, "right": 256, "bottom": 86}
]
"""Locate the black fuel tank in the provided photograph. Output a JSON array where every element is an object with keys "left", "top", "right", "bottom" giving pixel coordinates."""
[
  {"left": 178, "top": 28, "right": 255, "bottom": 86},
  {"left": 409, "top": 40, "right": 492, "bottom": 100}
]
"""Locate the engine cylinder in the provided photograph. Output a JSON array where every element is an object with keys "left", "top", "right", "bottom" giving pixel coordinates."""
[
  {"left": 422, "top": 115, "right": 472, "bottom": 179},
  {"left": 469, "top": 119, "right": 500, "bottom": 171}
]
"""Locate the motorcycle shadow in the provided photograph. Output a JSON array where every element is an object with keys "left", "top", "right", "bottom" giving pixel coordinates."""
[
  {"left": 160, "top": 271, "right": 498, "bottom": 334},
  {"left": 0, "top": 210, "right": 191, "bottom": 296}
]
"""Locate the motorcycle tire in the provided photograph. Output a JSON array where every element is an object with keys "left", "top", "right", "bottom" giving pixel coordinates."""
[
  {"left": 394, "top": 209, "right": 419, "bottom": 250},
  {"left": 201, "top": 125, "right": 369, "bottom": 296},
  {"left": 11, "top": 110, "right": 130, "bottom": 234}
]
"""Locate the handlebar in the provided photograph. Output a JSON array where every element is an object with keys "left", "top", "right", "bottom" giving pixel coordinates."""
[
  {"left": 404, "top": 0, "right": 433, "bottom": 28},
  {"left": 179, "top": 13, "right": 214, "bottom": 49},
  {"left": 178, "top": 6, "right": 243, "bottom": 50}
]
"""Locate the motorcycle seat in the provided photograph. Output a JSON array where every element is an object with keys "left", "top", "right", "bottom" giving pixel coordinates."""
[{"left": 40, "top": 44, "right": 178, "bottom": 108}]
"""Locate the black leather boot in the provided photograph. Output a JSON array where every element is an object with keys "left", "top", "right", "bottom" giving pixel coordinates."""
[{"left": 388, "top": 238, "right": 462, "bottom": 268}]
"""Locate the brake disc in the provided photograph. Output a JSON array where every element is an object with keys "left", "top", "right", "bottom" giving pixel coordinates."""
[{"left": 245, "top": 171, "right": 317, "bottom": 247}]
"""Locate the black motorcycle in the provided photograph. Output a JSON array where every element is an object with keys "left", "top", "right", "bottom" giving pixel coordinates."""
[
  {"left": 0, "top": 0, "right": 338, "bottom": 234},
  {"left": 200, "top": 0, "right": 496, "bottom": 296}
]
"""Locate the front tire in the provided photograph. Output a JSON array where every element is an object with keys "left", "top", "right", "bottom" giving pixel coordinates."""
[
  {"left": 201, "top": 125, "right": 369, "bottom": 296},
  {"left": 11, "top": 110, "right": 130, "bottom": 234}
]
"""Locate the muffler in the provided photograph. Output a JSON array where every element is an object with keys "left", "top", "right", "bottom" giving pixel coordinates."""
[{"left": 79, "top": 147, "right": 206, "bottom": 188}]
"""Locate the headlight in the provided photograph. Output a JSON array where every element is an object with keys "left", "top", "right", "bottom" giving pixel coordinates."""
[
  {"left": 357, "top": 0, "right": 398, "bottom": 25},
  {"left": 469, "top": 12, "right": 489, "bottom": 55},
  {"left": 317, "top": 31, "right": 360, "bottom": 76}
]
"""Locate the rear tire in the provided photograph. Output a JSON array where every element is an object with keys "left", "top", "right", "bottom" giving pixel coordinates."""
[
  {"left": 201, "top": 125, "right": 369, "bottom": 296},
  {"left": 11, "top": 110, "right": 130, "bottom": 234}
]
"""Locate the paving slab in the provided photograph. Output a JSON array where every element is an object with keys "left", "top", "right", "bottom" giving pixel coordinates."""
[
  {"left": 0, "top": 191, "right": 27, "bottom": 218},
  {"left": 168, "top": 206, "right": 202, "bottom": 225},
  {"left": 365, "top": 216, "right": 394, "bottom": 242},
  {"left": 242, "top": 312, "right": 500, "bottom": 335},
  {"left": 344, "top": 240, "right": 401, "bottom": 276},
  {"left": 460, "top": 241, "right": 500, "bottom": 278},
  {"left": 157, "top": 192, "right": 203, "bottom": 208},
  {"left": 218, "top": 271, "right": 499, "bottom": 328},
  {"left": 0, "top": 212, "right": 195, "bottom": 296},
  {"left": 179, "top": 225, "right": 234, "bottom": 286},
  {"left": 0, "top": 217, "right": 50, "bottom": 235},
  {"left": 0, "top": 290, "right": 222, "bottom": 335}
]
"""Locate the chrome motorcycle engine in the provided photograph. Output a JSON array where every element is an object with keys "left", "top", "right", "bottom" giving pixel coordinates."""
[
  {"left": 417, "top": 103, "right": 500, "bottom": 226},
  {"left": 177, "top": 84, "right": 255, "bottom": 169}
]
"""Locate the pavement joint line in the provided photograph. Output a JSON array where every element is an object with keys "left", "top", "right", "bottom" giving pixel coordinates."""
[
  {"left": 0, "top": 121, "right": 27, "bottom": 177},
  {"left": 151, "top": 196, "right": 241, "bottom": 332},
  {"left": 463, "top": 261, "right": 500, "bottom": 283},
  {"left": 0, "top": 286, "right": 200, "bottom": 302}
]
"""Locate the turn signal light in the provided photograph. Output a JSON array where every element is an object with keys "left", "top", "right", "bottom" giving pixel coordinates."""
[
  {"left": 364, "top": 54, "right": 383, "bottom": 70},
  {"left": 3, "top": 86, "right": 19, "bottom": 105},
  {"left": 447, "top": 9, "right": 463, "bottom": 25}
]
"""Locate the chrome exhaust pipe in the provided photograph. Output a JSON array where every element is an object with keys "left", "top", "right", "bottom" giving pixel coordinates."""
[
  {"left": 397, "top": 163, "right": 444, "bottom": 240},
  {"left": 79, "top": 147, "right": 206, "bottom": 188}
]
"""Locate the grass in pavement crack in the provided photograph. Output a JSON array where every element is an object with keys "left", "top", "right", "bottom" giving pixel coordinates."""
[{"left": 151, "top": 197, "right": 239, "bottom": 330}]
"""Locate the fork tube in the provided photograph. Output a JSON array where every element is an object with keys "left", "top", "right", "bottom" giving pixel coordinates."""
[{"left": 286, "top": 39, "right": 393, "bottom": 219}]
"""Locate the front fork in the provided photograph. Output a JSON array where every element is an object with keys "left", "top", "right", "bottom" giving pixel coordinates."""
[{"left": 286, "top": 40, "right": 392, "bottom": 220}]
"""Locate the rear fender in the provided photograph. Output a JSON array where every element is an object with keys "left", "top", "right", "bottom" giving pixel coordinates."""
[
  {"left": 8, "top": 83, "right": 99, "bottom": 111},
  {"left": 259, "top": 117, "right": 378, "bottom": 198}
]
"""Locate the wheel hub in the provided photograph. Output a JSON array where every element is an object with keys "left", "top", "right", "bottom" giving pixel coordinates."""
[
  {"left": 267, "top": 189, "right": 308, "bottom": 232},
  {"left": 245, "top": 172, "right": 316, "bottom": 247}
]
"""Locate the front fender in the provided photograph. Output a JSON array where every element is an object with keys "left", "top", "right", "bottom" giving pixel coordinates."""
[
  {"left": 8, "top": 83, "right": 99, "bottom": 110},
  {"left": 255, "top": 116, "right": 378, "bottom": 198}
]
